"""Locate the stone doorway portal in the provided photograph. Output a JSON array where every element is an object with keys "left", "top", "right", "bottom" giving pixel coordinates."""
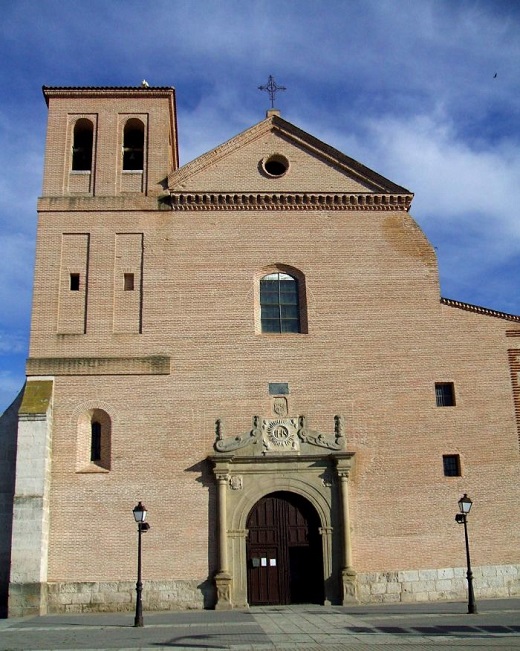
[{"left": 246, "top": 491, "right": 324, "bottom": 606}]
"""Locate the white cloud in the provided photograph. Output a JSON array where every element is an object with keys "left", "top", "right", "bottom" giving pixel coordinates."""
[{"left": 357, "top": 112, "right": 520, "bottom": 230}]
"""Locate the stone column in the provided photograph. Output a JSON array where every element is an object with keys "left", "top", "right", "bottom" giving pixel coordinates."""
[
  {"left": 337, "top": 461, "right": 357, "bottom": 603},
  {"left": 213, "top": 460, "right": 232, "bottom": 610},
  {"left": 319, "top": 526, "right": 333, "bottom": 605},
  {"left": 228, "top": 528, "right": 248, "bottom": 607}
]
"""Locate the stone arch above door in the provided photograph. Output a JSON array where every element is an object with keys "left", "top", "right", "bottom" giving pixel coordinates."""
[
  {"left": 210, "top": 451, "right": 355, "bottom": 609},
  {"left": 232, "top": 473, "right": 331, "bottom": 532}
]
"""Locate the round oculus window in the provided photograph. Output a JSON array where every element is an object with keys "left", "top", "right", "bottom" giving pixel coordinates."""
[{"left": 261, "top": 154, "right": 289, "bottom": 178}]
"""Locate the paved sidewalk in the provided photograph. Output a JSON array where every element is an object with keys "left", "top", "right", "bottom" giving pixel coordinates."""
[{"left": 0, "top": 599, "right": 519, "bottom": 650}]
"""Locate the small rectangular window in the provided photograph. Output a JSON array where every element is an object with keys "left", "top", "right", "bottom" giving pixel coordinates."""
[
  {"left": 124, "top": 273, "right": 135, "bottom": 291},
  {"left": 443, "top": 454, "right": 461, "bottom": 477},
  {"left": 70, "top": 273, "right": 80, "bottom": 291},
  {"left": 435, "top": 382, "right": 455, "bottom": 407}
]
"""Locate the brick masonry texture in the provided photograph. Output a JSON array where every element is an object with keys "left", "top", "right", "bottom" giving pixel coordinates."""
[{"left": 3, "top": 87, "right": 519, "bottom": 615}]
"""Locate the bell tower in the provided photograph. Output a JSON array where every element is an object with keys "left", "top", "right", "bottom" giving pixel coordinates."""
[{"left": 41, "top": 85, "right": 178, "bottom": 198}]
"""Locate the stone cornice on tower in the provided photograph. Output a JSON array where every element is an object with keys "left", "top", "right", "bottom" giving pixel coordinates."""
[{"left": 42, "top": 85, "right": 175, "bottom": 105}]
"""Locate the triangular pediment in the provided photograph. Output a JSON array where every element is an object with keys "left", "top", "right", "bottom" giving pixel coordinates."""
[{"left": 168, "top": 115, "right": 411, "bottom": 199}]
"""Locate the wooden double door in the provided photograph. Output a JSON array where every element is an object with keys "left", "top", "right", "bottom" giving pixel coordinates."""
[{"left": 246, "top": 491, "right": 324, "bottom": 606}]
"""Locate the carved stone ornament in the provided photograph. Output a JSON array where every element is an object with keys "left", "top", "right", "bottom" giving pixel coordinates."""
[
  {"left": 214, "top": 415, "right": 345, "bottom": 453},
  {"left": 262, "top": 418, "right": 299, "bottom": 452},
  {"left": 214, "top": 417, "right": 262, "bottom": 453},
  {"left": 229, "top": 475, "right": 243, "bottom": 490},
  {"left": 297, "top": 414, "right": 345, "bottom": 451},
  {"left": 214, "top": 571, "right": 233, "bottom": 610},
  {"left": 272, "top": 396, "right": 288, "bottom": 417}
]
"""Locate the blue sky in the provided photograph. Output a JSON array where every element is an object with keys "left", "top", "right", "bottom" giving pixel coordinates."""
[{"left": 1, "top": 0, "right": 520, "bottom": 411}]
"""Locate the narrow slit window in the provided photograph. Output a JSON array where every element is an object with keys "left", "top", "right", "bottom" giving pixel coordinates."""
[
  {"left": 90, "top": 421, "right": 102, "bottom": 462},
  {"left": 443, "top": 454, "right": 461, "bottom": 477},
  {"left": 435, "top": 382, "right": 455, "bottom": 407},
  {"left": 70, "top": 273, "right": 80, "bottom": 291},
  {"left": 72, "top": 119, "right": 93, "bottom": 171},
  {"left": 124, "top": 273, "right": 135, "bottom": 291}
]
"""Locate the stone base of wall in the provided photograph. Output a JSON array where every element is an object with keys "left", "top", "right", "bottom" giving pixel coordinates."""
[
  {"left": 8, "top": 565, "right": 520, "bottom": 615},
  {"left": 10, "top": 579, "right": 215, "bottom": 615},
  {"left": 357, "top": 564, "right": 520, "bottom": 603},
  {"left": 8, "top": 582, "right": 48, "bottom": 617}
]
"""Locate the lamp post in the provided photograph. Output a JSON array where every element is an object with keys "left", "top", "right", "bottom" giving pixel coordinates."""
[
  {"left": 455, "top": 494, "right": 477, "bottom": 614},
  {"left": 132, "top": 501, "right": 150, "bottom": 627}
]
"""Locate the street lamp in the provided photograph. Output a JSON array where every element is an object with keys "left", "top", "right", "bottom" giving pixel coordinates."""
[
  {"left": 455, "top": 494, "right": 477, "bottom": 614},
  {"left": 132, "top": 501, "right": 150, "bottom": 627}
]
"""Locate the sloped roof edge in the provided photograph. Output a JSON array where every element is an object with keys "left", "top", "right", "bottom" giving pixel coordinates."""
[
  {"left": 441, "top": 297, "right": 520, "bottom": 322},
  {"left": 168, "top": 114, "right": 411, "bottom": 195}
]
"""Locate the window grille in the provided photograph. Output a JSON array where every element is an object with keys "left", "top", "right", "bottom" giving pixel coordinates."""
[
  {"left": 260, "top": 272, "right": 300, "bottom": 333},
  {"left": 435, "top": 382, "right": 455, "bottom": 407}
]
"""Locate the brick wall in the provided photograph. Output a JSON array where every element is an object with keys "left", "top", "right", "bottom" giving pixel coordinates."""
[{"left": 12, "top": 87, "right": 519, "bottom": 612}]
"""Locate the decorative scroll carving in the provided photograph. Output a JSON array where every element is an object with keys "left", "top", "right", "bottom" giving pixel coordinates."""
[
  {"left": 297, "top": 415, "right": 345, "bottom": 450},
  {"left": 214, "top": 416, "right": 262, "bottom": 452},
  {"left": 214, "top": 415, "right": 346, "bottom": 453}
]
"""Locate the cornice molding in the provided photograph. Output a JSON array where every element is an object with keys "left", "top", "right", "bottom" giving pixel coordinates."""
[
  {"left": 168, "top": 192, "right": 413, "bottom": 211},
  {"left": 26, "top": 356, "right": 171, "bottom": 376},
  {"left": 441, "top": 297, "right": 520, "bottom": 322},
  {"left": 42, "top": 86, "right": 175, "bottom": 105}
]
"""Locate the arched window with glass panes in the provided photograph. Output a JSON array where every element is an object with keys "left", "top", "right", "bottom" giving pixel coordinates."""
[{"left": 260, "top": 272, "right": 301, "bottom": 333}]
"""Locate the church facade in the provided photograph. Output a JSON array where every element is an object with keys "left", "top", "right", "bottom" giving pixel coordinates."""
[{"left": 2, "top": 85, "right": 519, "bottom": 616}]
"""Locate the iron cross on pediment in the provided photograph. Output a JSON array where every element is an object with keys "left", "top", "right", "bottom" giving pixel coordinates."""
[{"left": 258, "top": 75, "right": 286, "bottom": 108}]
